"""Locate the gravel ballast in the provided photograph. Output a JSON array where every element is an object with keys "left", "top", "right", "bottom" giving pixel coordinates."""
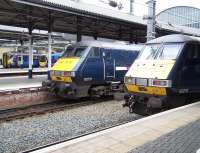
[{"left": 0, "top": 100, "right": 142, "bottom": 153}]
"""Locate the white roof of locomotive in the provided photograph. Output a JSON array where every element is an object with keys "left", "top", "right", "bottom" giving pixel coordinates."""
[
  {"left": 147, "top": 34, "right": 200, "bottom": 44},
  {"left": 76, "top": 40, "right": 143, "bottom": 51}
]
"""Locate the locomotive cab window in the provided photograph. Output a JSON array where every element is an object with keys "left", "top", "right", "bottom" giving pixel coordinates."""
[
  {"left": 89, "top": 47, "right": 100, "bottom": 58},
  {"left": 138, "top": 44, "right": 160, "bottom": 60},
  {"left": 74, "top": 47, "right": 87, "bottom": 57},
  {"left": 40, "top": 56, "right": 46, "bottom": 62},
  {"left": 138, "top": 43, "right": 183, "bottom": 60},
  {"left": 62, "top": 46, "right": 87, "bottom": 58},
  {"left": 157, "top": 43, "right": 183, "bottom": 60},
  {"left": 62, "top": 45, "right": 75, "bottom": 57}
]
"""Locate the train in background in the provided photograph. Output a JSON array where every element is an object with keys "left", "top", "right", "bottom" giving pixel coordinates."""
[
  {"left": 44, "top": 41, "right": 143, "bottom": 99},
  {"left": 2, "top": 52, "right": 61, "bottom": 68},
  {"left": 124, "top": 34, "right": 200, "bottom": 115}
]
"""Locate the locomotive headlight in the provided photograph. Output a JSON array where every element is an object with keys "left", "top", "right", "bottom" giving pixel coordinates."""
[
  {"left": 50, "top": 70, "right": 55, "bottom": 76},
  {"left": 62, "top": 71, "right": 76, "bottom": 77},
  {"left": 70, "top": 71, "right": 75, "bottom": 77},
  {"left": 124, "top": 77, "right": 135, "bottom": 84},
  {"left": 149, "top": 79, "right": 172, "bottom": 87}
]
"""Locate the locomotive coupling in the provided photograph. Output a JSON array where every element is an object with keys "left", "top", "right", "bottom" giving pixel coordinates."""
[
  {"left": 42, "top": 80, "right": 52, "bottom": 88},
  {"left": 123, "top": 94, "right": 135, "bottom": 107}
]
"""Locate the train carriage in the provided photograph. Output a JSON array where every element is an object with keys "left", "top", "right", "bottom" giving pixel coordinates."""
[
  {"left": 46, "top": 41, "right": 143, "bottom": 98},
  {"left": 124, "top": 34, "right": 200, "bottom": 115},
  {"left": 2, "top": 52, "right": 61, "bottom": 68}
]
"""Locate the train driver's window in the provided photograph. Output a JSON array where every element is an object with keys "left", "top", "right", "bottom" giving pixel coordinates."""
[{"left": 89, "top": 47, "right": 100, "bottom": 58}]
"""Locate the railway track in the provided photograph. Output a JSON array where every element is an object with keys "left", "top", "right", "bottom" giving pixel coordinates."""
[
  {"left": 0, "top": 97, "right": 113, "bottom": 123},
  {"left": 23, "top": 120, "right": 133, "bottom": 153}
]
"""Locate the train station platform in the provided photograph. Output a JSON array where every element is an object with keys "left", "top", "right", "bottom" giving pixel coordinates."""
[
  {"left": 0, "top": 75, "right": 46, "bottom": 91},
  {"left": 31, "top": 102, "right": 200, "bottom": 153},
  {"left": 0, "top": 68, "right": 47, "bottom": 77}
]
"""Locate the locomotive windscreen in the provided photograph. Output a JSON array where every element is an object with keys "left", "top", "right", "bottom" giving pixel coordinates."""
[
  {"left": 62, "top": 46, "right": 87, "bottom": 58},
  {"left": 138, "top": 43, "right": 183, "bottom": 60}
]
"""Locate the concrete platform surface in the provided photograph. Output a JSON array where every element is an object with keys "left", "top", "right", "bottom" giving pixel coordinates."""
[
  {"left": 0, "top": 75, "right": 47, "bottom": 91},
  {"left": 129, "top": 118, "right": 200, "bottom": 153},
  {"left": 0, "top": 68, "right": 47, "bottom": 74},
  {"left": 31, "top": 102, "right": 200, "bottom": 153}
]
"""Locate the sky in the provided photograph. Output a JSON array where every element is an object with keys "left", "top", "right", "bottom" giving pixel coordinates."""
[{"left": 78, "top": 0, "right": 200, "bottom": 16}]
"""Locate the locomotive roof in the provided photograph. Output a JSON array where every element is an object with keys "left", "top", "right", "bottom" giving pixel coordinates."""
[
  {"left": 75, "top": 40, "right": 143, "bottom": 51},
  {"left": 147, "top": 34, "right": 200, "bottom": 44}
]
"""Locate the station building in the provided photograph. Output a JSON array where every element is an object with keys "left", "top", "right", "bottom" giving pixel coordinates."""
[{"left": 157, "top": 6, "right": 200, "bottom": 29}]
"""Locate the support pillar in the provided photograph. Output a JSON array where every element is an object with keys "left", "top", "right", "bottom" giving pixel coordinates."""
[
  {"left": 130, "top": 0, "right": 134, "bottom": 14},
  {"left": 77, "top": 17, "right": 82, "bottom": 42},
  {"left": 94, "top": 35, "right": 97, "bottom": 40},
  {"left": 77, "top": 31, "right": 82, "bottom": 42},
  {"left": 28, "top": 28, "right": 33, "bottom": 79},
  {"left": 47, "top": 12, "right": 53, "bottom": 80},
  {"left": 47, "top": 32, "right": 52, "bottom": 80},
  {"left": 118, "top": 25, "right": 122, "bottom": 40},
  {"left": 20, "top": 39, "right": 24, "bottom": 67},
  {"left": 129, "top": 29, "right": 134, "bottom": 44},
  {"left": 146, "top": 0, "right": 156, "bottom": 41}
]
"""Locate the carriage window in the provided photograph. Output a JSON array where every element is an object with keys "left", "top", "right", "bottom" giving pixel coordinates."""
[{"left": 89, "top": 47, "right": 100, "bottom": 58}]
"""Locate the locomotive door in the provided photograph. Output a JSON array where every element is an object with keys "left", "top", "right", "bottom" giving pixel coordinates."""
[{"left": 103, "top": 50, "right": 115, "bottom": 80}]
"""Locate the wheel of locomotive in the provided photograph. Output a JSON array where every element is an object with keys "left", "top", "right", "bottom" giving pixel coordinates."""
[{"left": 130, "top": 102, "right": 149, "bottom": 116}]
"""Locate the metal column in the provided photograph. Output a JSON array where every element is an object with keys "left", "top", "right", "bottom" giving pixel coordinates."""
[
  {"left": 94, "top": 35, "right": 97, "bottom": 40},
  {"left": 146, "top": 0, "right": 156, "bottom": 42},
  {"left": 28, "top": 30, "right": 33, "bottom": 79},
  {"left": 77, "top": 17, "right": 82, "bottom": 42},
  {"left": 77, "top": 31, "right": 82, "bottom": 42},
  {"left": 47, "top": 32, "right": 52, "bottom": 80},
  {"left": 20, "top": 39, "right": 24, "bottom": 68},
  {"left": 130, "top": 0, "right": 134, "bottom": 14},
  {"left": 47, "top": 12, "right": 53, "bottom": 80}
]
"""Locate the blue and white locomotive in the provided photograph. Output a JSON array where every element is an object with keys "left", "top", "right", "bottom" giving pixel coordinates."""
[{"left": 48, "top": 41, "right": 142, "bottom": 98}]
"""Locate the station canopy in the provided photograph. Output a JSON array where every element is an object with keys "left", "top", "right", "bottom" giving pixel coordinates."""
[{"left": 0, "top": 0, "right": 177, "bottom": 43}]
